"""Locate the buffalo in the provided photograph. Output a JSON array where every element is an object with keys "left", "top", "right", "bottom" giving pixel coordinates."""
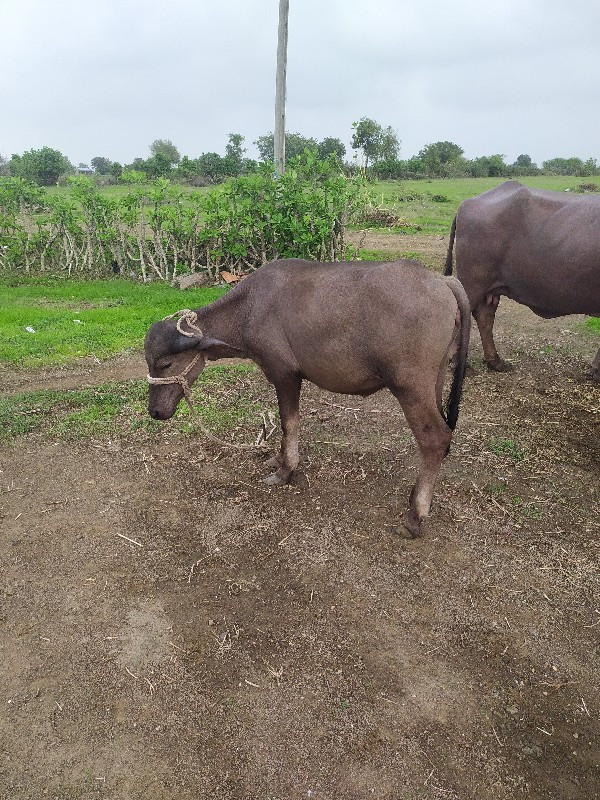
[
  {"left": 145, "top": 258, "right": 470, "bottom": 537},
  {"left": 445, "top": 180, "right": 600, "bottom": 379}
]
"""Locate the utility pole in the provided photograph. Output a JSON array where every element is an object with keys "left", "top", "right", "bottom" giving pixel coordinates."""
[{"left": 274, "top": 0, "right": 289, "bottom": 176}]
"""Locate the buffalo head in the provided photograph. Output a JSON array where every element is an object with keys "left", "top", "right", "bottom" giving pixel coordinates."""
[{"left": 144, "top": 315, "right": 237, "bottom": 420}]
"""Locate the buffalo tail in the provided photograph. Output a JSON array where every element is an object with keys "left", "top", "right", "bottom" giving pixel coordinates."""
[
  {"left": 444, "top": 215, "right": 457, "bottom": 276},
  {"left": 443, "top": 275, "right": 471, "bottom": 432}
]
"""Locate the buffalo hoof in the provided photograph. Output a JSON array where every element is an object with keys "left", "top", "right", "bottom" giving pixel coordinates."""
[
  {"left": 401, "top": 510, "right": 422, "bottom": 539},
  {"left": 263, "top": 471, "right": 289, "bottom": 486},
  {"left": 486, "top": 358, "right": 514, "bottom": 373}
]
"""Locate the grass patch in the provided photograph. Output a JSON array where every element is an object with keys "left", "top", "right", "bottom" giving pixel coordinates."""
[
  {"left": 0, "top": 364, "right": 260, "bottom": 441},
  {"left": 585, "top": 317, "right": 600, "bottom": 334},
  {"left": 0, "top": 277, "right": 226, "bottom": 368},
  {"left": 488, "top": 437, "right": 526, "bottom": 463},
  {"left": 357, "top": 249, "right": 407, "bottom": 262},
  {"left": 484, "top": 481, "right": 508, "bottom": 497},
  {"left": 45, "top": 182, "right": 211, "bottom": 206},
  {"left": 399, "top": 251, "right": 425, "bottom": 262},
  {"left": 511, "top": 496, "right": 543, "bottom": 521}
]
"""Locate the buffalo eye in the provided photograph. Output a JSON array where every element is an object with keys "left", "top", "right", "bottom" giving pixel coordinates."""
[{"left": 157, "top": 360, "right": 172, "bottom": 371}]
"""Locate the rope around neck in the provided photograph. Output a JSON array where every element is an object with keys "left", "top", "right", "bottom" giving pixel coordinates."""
[{"left": 146, "top": 309, "right": 265, "bottom": 451}]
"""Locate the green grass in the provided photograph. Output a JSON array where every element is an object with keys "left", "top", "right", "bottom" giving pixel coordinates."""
[
  {"left": 366, "top": 175, "right": 600, "bottom": 235},
  {"left": 0, "top": 364, "right": 259, "bottom": 441},
  {"left": 0, "top": 277, "right": 227, "bottom": 368},
  {"left": 357, "top": 249, "right": 408, "bottom": 261},
  {"left": 488, "top": 437, "right": 526, "bottom": 463},
  {"left": 586, "top": 317, "right": 600, "bottom": 334},
  {"left": 46, "top": 182, "right": 210, "bottom": 203}
]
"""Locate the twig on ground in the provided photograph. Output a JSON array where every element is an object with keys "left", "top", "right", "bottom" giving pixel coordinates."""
[{"left": 116, "top": 532, "right": 143, "bottom": 547}]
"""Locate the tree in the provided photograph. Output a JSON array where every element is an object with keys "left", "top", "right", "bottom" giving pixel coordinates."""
[
  {"left": 510, "top": 154, "right": 539, "bottom": 176},
  {"left": 254, "top": 132, "right": 318, "bottom": 163},
  {"left": 351, "top": 118, "right": 381, "bottom": 169},
  {"left": 486, "top": 154, "right": 507, "bottom": 177},
  {"left": 418, "top": 141, "right": 464, "bottom": 165},
  {"left": 91, "top": 156, "right": 113, "bottom": 175},
  {"left": 109, "top": 161, "right": 123, "bottom": 179},
  {"left": 350, "top": 118, "right": 399, "bottom": 169},
  {"left": 145, "top": 153, "right": 173, "bottom": 179},
  {"left": 150, "top": 139, "right": 180, "bottom": 165},
  {"left": 318, "top": 137, "right": 346, "bottom": 161},
  {"left": 224, "top": 133, "right": 246, "bottom": 176},
  {"left": 126, "top": 157, "right": 150, "bottom": 174},
  {"left": 417, "top": 141, "right": 464, "bottom": 176},
  {"left": 9, "top": 147, "right": 72, "bottom": 185},
  {"left": 175, "top": 155, "right": 200, "bottom": 182},
  {"left": 514, "top": 154, "right": 532, "bottom": 168},
  {"left": 225, "top": 133, "right": 245, "bottom": 162},
  {"left": 197, "top": 152, "right": 226, "bottom": 182},
  {"left": 0, "top": 154, "right": 9, "bottom": 176},
  {"left": 466, "top": 154, "right": 507, "bottom": 178},
  {"left": 379, "top": 127, "right": 400, "bottom": 162},
  {"left": 542, "top": 157, "right": 587, "bottom": 176}
]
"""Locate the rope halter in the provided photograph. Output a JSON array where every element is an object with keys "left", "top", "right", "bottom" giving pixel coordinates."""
[{"left": 147, "top": 309, "right": 204, "bottom": 411}]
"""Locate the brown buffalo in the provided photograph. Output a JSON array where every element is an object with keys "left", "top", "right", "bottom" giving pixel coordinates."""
[
  {"left": 445, "top": 180, "right": 600, "bottom": 379},
  {"left": 145, "top": 258, "right": 470, "bottom": 537}
]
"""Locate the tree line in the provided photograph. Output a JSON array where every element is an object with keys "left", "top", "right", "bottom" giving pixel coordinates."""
[{"left": 1, "top": 118, "right": 598, "bottom": 187}]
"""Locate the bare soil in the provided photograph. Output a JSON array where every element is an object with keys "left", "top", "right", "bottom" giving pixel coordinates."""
[{"left": 1, "top": 235, "right": 599, "bottom": 800}]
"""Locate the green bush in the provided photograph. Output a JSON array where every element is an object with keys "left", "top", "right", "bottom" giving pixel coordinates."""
[{"left": 0, "top": 153, "right": 366, "bottom": 281}]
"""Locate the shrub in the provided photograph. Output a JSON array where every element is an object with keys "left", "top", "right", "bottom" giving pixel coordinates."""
[
  {"left": 358, "top": 206, "right": 401, "bottom": 227},
  {"left": 0, "top": 153, "right": 367, "bottom": 281}
]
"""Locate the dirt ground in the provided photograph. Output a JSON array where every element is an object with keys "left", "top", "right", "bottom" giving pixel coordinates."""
[{"left": 1, "top": 235, "right": 599, "bottom": 800}]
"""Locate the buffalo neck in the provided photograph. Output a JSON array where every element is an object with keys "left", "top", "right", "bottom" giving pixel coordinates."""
[{"left": 193, "top": 284, "right": 246, "bottom": 349}]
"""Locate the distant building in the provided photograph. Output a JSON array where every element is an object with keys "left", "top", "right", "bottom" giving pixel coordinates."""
[{"left": 76, "top": 165, "right": 94, "bottom": 175}]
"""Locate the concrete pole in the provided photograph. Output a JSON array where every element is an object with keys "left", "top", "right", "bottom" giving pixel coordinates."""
[{"left": 274, "top": 0, "right": 289, "bottom": 176}]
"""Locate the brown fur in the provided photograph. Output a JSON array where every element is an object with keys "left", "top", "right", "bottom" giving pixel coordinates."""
[
  {"left": 145, "top": 259, "right": 470, "bottom": 537},
  {"left": 445, "top": 181, "right": 600, "bottom": 378}
]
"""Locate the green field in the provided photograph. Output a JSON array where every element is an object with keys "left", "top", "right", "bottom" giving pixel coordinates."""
[
  {"left": 44, "top": 182, "right": 211, "bottom": 202},
  {"left": 0, "top": 277, "right": 225, "bottom": 367},
  {"left": 368, "top": 175, "right": 600, "bottom": 234}
]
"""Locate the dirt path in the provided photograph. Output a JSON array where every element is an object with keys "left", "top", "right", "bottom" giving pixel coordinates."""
[{"left": 1, "top": 240, "right": 599, "bottom": 799}]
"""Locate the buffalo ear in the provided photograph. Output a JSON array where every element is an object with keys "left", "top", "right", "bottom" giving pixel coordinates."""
[
  {"left": 172, "top": 333, "right": 202, "bottom": 354},
  {"left": 198, "top": 337, "right": 245, "bottom": 360}
]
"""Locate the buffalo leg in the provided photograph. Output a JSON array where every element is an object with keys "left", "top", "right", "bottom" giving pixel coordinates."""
[
  {"left": 392, "top": 389, "right": 453, "bottom": 537},
  {"left": 473, "top": 294, "right": 512, "bottom": 372},
  {"left": 264, "top": 376, "right": 302, "bottom": 485}
]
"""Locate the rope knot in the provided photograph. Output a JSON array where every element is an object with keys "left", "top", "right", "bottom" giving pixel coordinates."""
[{"left": 163, "top": 308, "right": 203, "bottom": 338}]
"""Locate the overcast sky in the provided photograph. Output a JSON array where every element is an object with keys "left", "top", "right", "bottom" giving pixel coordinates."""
[{"left": 1, "top": 0, "right": 599, "bottom": 167}]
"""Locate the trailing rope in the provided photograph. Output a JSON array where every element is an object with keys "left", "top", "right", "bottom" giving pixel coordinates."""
[{"left": 146, "top": 309, "right": 268, "bottom": 452}]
